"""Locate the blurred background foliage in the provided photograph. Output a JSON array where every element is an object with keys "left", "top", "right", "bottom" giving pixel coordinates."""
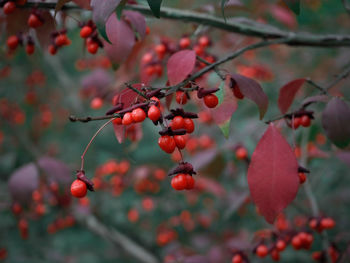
[{"left": 0, "top": 0, "right": 350, "bottom": 262}]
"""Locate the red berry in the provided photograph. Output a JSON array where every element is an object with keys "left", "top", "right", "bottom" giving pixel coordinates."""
[
  {"left": 270, "top": 249, "right": 280, "bottom": 261},
  {"left": 183, "top": 118, "right": 195, "bottom": 133},
  {"left": 27, "top": 13, "right": 43, "bottom": 28},
  {"left": 113, "top": 117, "right": 122, "bottom": 125},
  {"left": 298, "top": 172, "right": 306, "bottom": 184},
  {"left": 7, "top": 35, "right": 19, "bottom": 50},
  {"left": 3, "top": 1, "right": 16, "bottom": 14},
  {"left": 131, "top": 108, "right": 146, "bottom": 123},
  {"left": 122, "top": 112, "right": 133, "bottom": 125},
  {"left": 293, "top": 117, "right": 301, "bottom": 129},
  {"left": 87, "top": 42, "right": 99, "bottom": 54},
  {"left": 70, "top": 179, "right": 87, "bottom": 198},
  {"left": 233, "top": 85, "right": 244, "bottom": 99},
  {"left": 275, "top": 240, "right": 286, "bottom": 252},
  {"left": 185, "top": 174, "right": 195, "bottom": 189},
  {"left": 320, "top": 217, "right": 335, "bottom": 229},
  {"left": 309, "top": 218, "right": 318, "bottom": 230},
  {"left": 300, "top": 115, "right": 311, "bottom": 127},
  {"left": 171, "top": 116, "right": 185, "bottom": 130},
  {"left": 203, "top": 94, "right": 218, "bottom": 108},
  {"left": 0, "top": 248, "right": 7, "bottom": 260},
  {"left": 291, "top": 235, "right": 302, "bottom": 250},
  {"left": 90, "top": 97, "right": 103, "bottom": 109},
  {"left": 236, "top": 147, "right": 248, "bottom": 160},
  {"left": 26, "top": 43, "right": 35, "bottom": 55},
  {"left": 256, "top": 245, "right": 269, "bottom": 258},
  {"left": 80, "top": 26, "right": 93, "bottom": 38},
  {"left": 232, "top": 254, "right": 243, "bottom": 263},
  {"left": 55, "top": 34, "right": 69, "bottom": 46},
  {"left": 48, "top": 45, "right": 57, "bottom": 55},
  {"left": 198, "top": 35, "right": 210, "bottom": 48},
  {"left": 174, "top": 135, "right": 186, "bottom": 149},
  {"left": 12, "top": 202, "right": 22, "bottom": 215},
  {"left": 158, "top": 135, "right": 176, "bottom": 153},
  {"left": 148, "top": 105, "right": 161, "bottom": 121},
  {"left": 171, "top": 174, "right": 187, "bottom": 190},
  {"left": 179, "top": 37, "right": 191, "bottom": 49},
  {"left": 155, "top": 43, "right": 166, "bottom": 57},
  {"left": 141, "top": 52, "right": 153, "bottom": 64},
  {"left": 176, "top": 91, "right": 187, "bottom": 105}
]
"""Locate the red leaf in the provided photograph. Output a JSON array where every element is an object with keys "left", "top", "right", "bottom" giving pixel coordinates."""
[
  {"left": 231, "top": 73, "right": 268, "bottom": 119},
  {"left": 113, "top": 83, "right": 144, "bottom": 108},
  {"left": 35, "top": 11, "right": 56, "bottom": 49},
  {"left": 123, "top": 11, "right": 146, "bottom": 40},
  {"left": 322, "top": 97, "right": 350, "bottom": 148},
  {"left": 104, "top": 13, "right": 135, "bottom": 64},
  {"left": 113, "top": 123, "right": 125, "bottom": 143},
  {"left": 278, "top": 78, "right": 306, "bottom": 114},
  {"left": 211, "top": 77, "right": 237, "bottom": 137},
  {"left": 247, "top": 123, "right": 299, "bottom": 224},
  {"left": 167, "top": 50, "right": 196, "bottom": 85},
  {"left": 91, "top": 0, "right": 121, "bottom": 24}
]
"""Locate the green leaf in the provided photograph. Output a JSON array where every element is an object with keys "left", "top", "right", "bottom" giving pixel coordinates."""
[
  {"left": 96, "top": 23, "right": 112, "bottom": 44},
  {"left": 216, "top": 81, "right": 225, "bottom": 105},
  {"left": 282, "top": 0, "right": 300, "bottom": 15},
  {"left": 116, "top": 0, "right": 127, "bottom": 19},
  {"left": 146, "top": 0, "right": 162, "bottom": 18},
  {"left": 221, "top": 0, "right": 229, "bottom": 22},
  {"left": 219, "top": 119, "right": 231, "bottom": 138}
]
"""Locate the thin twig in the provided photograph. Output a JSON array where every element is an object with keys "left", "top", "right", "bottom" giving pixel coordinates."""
[
  {"left": 124, "top": 83, "right": 149, "bottom": 100},
  {"left": 80, "top": 119, "right": 115, "bottom": 170}
]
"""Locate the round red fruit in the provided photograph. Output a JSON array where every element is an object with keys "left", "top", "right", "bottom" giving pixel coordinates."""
[
  {"left": 7, "top": 35, "right": 19, "bottom": 50},
  {"left": 298, "top": 172, "right": 306, "bottom": 184},
  {"left": 122, "top": 112, "right": 133, "bottom": 125},
  {"left": 4, "top": 1, "right": 16, "bottom": 14},
  {"left": 171, "top": 116, "right": 185, "bottom": 130},
  {"left": 27, "top": 13, "right": 43, "bottom": 28},
  {"left": 174, "top": 135, "right": 186, "bottom": 149},
  {"left": 171, "top": 174, "right": 187, "bottom": 190},
  {"left": 48, "top": 45, "right": 57, "bottom": 55},
  {"left": 131, "top": 108, "right": 146, "bottom": 123},
  {"left": 293, "top": 117, "right": 301, "bottom": 129},
  {"left": 70, "top": 179, "right": 87, "bottom": 198},
  {"left": 236, "top": 147, "right": 248, "bottom": 160},
  {"left": 179, "top": 37, "right": 191, "bottom": 49},
  {"left": 184, "top": 118, "right": 195, "bottom": 133},
  {"left": 176, "top": 91, "right": 187, "bottom": 105},
  {"left": 204, "top": 94, "right": 218, "bottom": 108},
  {"left": 198, "top": 35, "right": 210, "bottom": 48},
  {"left": 87, "top": 42, "right": 99, "bottom": 54},
  {"left": 55, "top": 34, "right": 68, "bottom": 46},
  {"left": 232, "top": 254, "right": 242, "bottom": 263},
  {"left": 256, "top": 245, "right": 269, "bottom": 258},
  {"left": 158, "top": 135, "right": 176, "bottom": 153},
  {"left": 26, "top": 43, "right": 35, "bottom": 55},
  {"left": 80, "top": 26, "right": 93, "bottom": 38},
  {"left": 113, "top": 117, "right": 122, "bottom": 125},
  {"left": 148, "top": 105, "right": 161, "bottom": 121},
  {"left": 300, "top": 115, "right": 311, "bottom": 127}
]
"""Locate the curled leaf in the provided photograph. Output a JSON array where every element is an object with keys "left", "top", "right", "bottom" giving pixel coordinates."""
[
  {"left": 278, "top": 78, "right": 306, "bottom": 114},
  {"left": 231, "top": 73, "right": 268, "bottom": 119}
]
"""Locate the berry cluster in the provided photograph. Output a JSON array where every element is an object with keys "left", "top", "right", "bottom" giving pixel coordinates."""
[
  {"left": 6, "top": 34, "right": 36, "bottom": 55},
  {"left": 141, "top": 35, "right": 215, "bottom": 81},
  {"left": 286, "top": 110, "right": 313, "bottom": 129},
  {"left": 79, "top": 21, "right": 104, "bottom": 54},
  {"left": 48, "top": 29, "right": 71, "bottom": 55}
]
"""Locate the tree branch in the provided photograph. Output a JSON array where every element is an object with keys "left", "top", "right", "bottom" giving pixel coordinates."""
[
  {"left": 9, "top": 2, "right": 350, "bottom": 47},
  {"left": 75, "top": 214, "right": 160, "bottom": 263}
]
